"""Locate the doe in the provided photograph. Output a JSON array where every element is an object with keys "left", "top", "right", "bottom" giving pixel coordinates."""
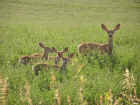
[{"left": 78, "top": 24, "right": 120, "bottom": 56}]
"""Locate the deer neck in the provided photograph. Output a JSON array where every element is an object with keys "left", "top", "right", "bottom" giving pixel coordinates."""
[
  {"left": 108, "top": 37, "right": 113, "bottom": 55},
  {"left": 61, "top": 58, "right": 68, "bottom": 70}
]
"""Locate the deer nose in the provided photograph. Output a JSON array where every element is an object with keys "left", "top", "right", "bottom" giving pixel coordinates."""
[
  {"left": 109, "top": 35, "right": 112, "bottom": 37},
  {"left": 58, "top": 53, "right": 62, "bottom": 57}
]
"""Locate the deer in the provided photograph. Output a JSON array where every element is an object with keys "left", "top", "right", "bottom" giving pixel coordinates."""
[
  {"left": 19, "top": 42, "right": 57, "bottom": 64},
  {"left": 53, "top": 47, "right": 69, "bottom": 64},
  {"left": 78, "top": 24, "right": 120, "bottom": 56},
  {"left": 42, "top": 47, "right": 69, "bottom": 64},
  {"left": 32, "top": 53, "right": 74, "bottom": 76}
]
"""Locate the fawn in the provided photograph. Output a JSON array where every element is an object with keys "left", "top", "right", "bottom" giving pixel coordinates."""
[
  {"left": 19, "top": 42, "right": 56, "bottom": 64},
  {"left": 54, "top": 47, "right": 69, "bottom": 64},
  {"left": 44, "top": 47, "right": 69, "bottom": 64},
  {"left": 32, "top": 53, "right": 74, "bottom": 76},
  {"left": 78, "top": 24, "right": 120, "bottom": 56}
]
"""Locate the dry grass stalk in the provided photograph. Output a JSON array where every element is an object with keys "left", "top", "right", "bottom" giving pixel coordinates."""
[
  {"left": 67, "top": 96, "right": 71, "bottom": 105},
  {"left": 50, "top": 72, "right": 56, "bottom": 88},
  {"left": 19, "top": 88, "right": 25, "bottom": 103},
  {"left": 99, "top": 96, "right": 103, "bottom": 105},
  {"left": 80, "top": 87, "right": 84, "bottom": 103},
  {"left": 79, "top": 87, "right": 88, "bottom": 105},
  {"left": 0, "top": 74, "right": 8, "bottom": 105},
  {"left": 54, "top": 89, "right": 61, "bottom": 105},
  {"left": 24, "top": 81, "right": 33, "bottom": 105},
  {"left": 104, "top": 88, "right": 118, "bottom": 105},
  {"left": 113, "top": 99, "right": 119, "bottom": 105},
  {"left": 109, "top": 89, "right": 113, "bottom": 104},
  {"left": 120, "top": 68, "right": 140, "bottom": 104},
  {"left": 79, "top": 75, "right": 88, "bottom": 105},
  {"left": 123, "top": 68, "right": 136, "bottom": 91},
  {"left": 77, "top": 64, "right": 84, "bottom": 73}
]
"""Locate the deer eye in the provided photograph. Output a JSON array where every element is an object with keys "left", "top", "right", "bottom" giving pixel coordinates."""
[{"left": 108, "top": 31, "right": 114, "bottom": 37}]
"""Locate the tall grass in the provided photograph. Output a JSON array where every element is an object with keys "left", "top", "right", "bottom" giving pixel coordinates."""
[
  {"left": 0, "top": 74, "right": 8, "bottom": 105},
  {"left": 0, "top": 0, "right": 140, "bottom": 104}
]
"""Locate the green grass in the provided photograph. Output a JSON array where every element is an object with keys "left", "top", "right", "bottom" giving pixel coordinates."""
[{"left": 0, "top": 0, "right": 140, "bottom": 105}]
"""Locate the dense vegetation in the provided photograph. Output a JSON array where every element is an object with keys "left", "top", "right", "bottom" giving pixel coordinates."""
[{"left": 0, "top": 0, "right": 140, "bottom": 105}]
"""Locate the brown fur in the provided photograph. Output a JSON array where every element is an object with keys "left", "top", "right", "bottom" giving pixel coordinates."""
[
  {"left": 32, "top": 53, "right": 74, "bottom": 75},
  {"left": 32, "top": 63, "right": 60, "bottom": 75},
  {"left": 19, "top": 42, "right": 56, "bottom": 64},
  {"left": 78, "top": 24, "right": 120, "bottom": 56}
]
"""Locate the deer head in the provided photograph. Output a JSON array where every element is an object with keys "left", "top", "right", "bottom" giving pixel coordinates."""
[
  {"left": 19, "top": 56, "right": 31, "bottom": 64},
  {"left": 55, "top": 47, "right": 69, "bottom": 64},
  {"left": 101, "top": 24, "right": 120, "bottom": 55},
  {"left": 39, "top": 42, "right": 57, "bottom": 60},
  {"left": 56, "top": 47, "right": 68, "bottom": 57},
  {"left": 101, "top": 24, "right": 120, "bottom": 38}
]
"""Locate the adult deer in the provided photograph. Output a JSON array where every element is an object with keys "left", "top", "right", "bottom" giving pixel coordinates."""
[{"left": 78, "top": 24, "right": 120, "bottom": 56}]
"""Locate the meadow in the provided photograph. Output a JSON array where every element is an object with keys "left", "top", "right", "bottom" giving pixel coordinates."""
[{"left": 0, "top": 0, "right": 140, "bottom": 105}]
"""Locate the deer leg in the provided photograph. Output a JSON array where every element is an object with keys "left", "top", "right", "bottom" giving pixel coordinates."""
[
  {"left": 42, "top": 53, "right": 48, "bottom": 60},
  {"left": 55, "top": 56, "right": 60, "bottom": 64}
]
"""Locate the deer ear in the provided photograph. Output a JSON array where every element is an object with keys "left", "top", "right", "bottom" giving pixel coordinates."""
[
  {"left": 52, "top": 47, "right": 57, "bottom": 52},
  {"left": 101, "top": 24, "right": 109, "bottom": 32},
  {"left": 39, "top": 42, "right": 45, "bottom": 48},
  {"left": 63, "top": 47, "right": 69, "bottom": 52},
  {"left": 113, "top": 24, "right": 120, "bottom": 31}
]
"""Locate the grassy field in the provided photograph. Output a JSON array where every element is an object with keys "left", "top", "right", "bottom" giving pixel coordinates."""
[{"left": 0, "top": 0, "right": 140, "bottom": 105}]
